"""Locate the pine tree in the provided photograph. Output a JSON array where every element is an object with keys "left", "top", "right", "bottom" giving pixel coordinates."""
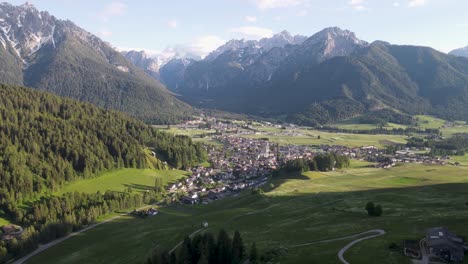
[
  {"left": 231, "top": 230, "right": 245, "bottom": 264},
  {"left": 178, "top": 237, "right": 192, "bottom": 264},
  {"left": 217, "top": 229, "right": 233, "bottom": 264},
  {"left": 249, "top": 242, "right": 258, "bottom": 264}
]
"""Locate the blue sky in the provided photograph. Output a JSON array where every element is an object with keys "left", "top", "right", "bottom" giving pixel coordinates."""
[{"left": 7, "top": 0, "right": 468, "bottom": 57}]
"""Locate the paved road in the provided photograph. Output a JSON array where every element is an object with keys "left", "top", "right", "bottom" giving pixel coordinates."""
[
  {"left": 337, "top": 229, "right": 386, "bottom": 264},
  {"left": 419, "top": 238, "right": 429, "bottom": 264}
]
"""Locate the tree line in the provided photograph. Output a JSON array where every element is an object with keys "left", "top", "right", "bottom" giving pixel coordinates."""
[
  {"left": 282, "top": 153, "right": 350, "bottom": 173},
  {"left": 406, "top": 134, "right": 468, "bottom": 156},
  {"left": 147, "top": 230, "right": 246, "bottom": 264}
]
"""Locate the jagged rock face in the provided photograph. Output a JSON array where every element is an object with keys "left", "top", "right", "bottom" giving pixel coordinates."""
[
  {"left": 205, "top": 30, "right": 306, "bottom": 61},
  {"left": 0, "top": 2, "right": 128, "bottom": 70},
  {"left": 449, "top": 46, "right": 468, "bottom": 58},
  {"left": 0, "top": 2, "right": 57, "bottom": 66},
  {"left": 300, "top": 27, "right": 368, "bottom": 62}
]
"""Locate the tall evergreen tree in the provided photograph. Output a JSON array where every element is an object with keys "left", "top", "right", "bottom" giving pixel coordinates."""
[
  {"left": 231, "top": 230, "right": 245, "bottom": 264},
  {"left": 249, "top": 243, "right": 258, "bottom": 264}
]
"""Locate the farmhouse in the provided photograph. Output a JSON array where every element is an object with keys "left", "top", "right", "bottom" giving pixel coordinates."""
[
  {"left": 403, "top": 240, "right": 421, "bottom": 259},
  {"left": 426, "top": 227, "right": 465, "bottom": 263}
]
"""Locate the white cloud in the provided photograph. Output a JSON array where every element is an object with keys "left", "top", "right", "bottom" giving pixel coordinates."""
[
  {"left": 186, "top": 35, "right": 226, "bottom": 57},
  {"left": 118, "top": 35, "right": 224, "bottom": 59},
  {"left": 348, "top": 0, "right": 367, "bottom": 11},
  {"left": 254, "top": 0, "right": 302, "bottom": 10},
  {"left": 408, "top": 0, "right": 427, "bottom": 7},
  {"left": 393, "top": 2, "right": 401, "bottom": 7},
  {"left": 230, "top": 26, "right": 274, "bottom": 39},
  {"left": 167, "top": 19, "right": 178, "bottom": 28},
  {"left": 98, "top": 2, "right": 127, "bottom": 22},
  {"left": 245, "top": 16, "right": 258, "bottom": 23}
]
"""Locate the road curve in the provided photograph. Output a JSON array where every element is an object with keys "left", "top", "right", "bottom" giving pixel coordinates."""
[{"left": 337, "top": 229, "right": 386, "bottom": 264}]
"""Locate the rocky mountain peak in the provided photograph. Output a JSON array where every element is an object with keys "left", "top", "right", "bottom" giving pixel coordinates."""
[
  {"left": 299, "top": 27, "right": 368, "bottom": 62},
  {"left": 205, "top": 30, "right": 306, "bottom": 61},
  {"left": 0, "top": 2, "right": 58, "bottom": 65}
]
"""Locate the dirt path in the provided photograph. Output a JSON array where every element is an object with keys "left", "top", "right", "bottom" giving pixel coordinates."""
[{"left": 168, "top": 228, "right": 206, "bottom": 254}]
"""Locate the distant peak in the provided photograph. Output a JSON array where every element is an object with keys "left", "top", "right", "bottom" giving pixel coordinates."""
[
  {"left": 277, "top": 30, "right": 291, "bottom": 36},
  {"left": 22, "top": 1, "right": 34, "bottom": 7}
]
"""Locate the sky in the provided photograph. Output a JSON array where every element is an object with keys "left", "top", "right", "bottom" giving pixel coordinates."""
[{"left": 6, "top": 0, "right": 468, "bottom": 57}]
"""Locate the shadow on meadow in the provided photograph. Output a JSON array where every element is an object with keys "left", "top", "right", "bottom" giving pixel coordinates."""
[{"left": 27, "top": 175, "right": 468, "bottom": 264}]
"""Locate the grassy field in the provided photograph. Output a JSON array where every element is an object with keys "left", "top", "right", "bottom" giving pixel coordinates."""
[
  {"left": 333, "top": 121, "right": 408, "bottom": 131},
  {"left": 245, "top": 128, "right": 408, "bottom": 147},
  {"left": 333, "top": 115, "right": 468, "bottom": 136},
  {"left": 414, "top": 115, "right": 447, "bottom": 129},
  {"left": 57, "top": 169, "right": 190, "bottom": 195},
  {"left": 28, "top": 161, "right": 468, "bottom": 264}
]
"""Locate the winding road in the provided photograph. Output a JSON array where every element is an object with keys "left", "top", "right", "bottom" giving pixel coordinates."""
[{"left": 289, "top": 229, "right": 386, "bottom": 264}]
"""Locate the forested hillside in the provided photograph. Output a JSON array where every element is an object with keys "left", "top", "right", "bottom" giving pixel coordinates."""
[{"left": 0, "top": 84, "right": 206, "bottom": 262}]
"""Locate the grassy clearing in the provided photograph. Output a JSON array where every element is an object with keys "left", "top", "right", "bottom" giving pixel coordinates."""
[
  {"left": 414, "top": 115, "right": 446, "bottom": 129},
  {"left": 245, "top": 129, "right": 407, "bottom": 147},
  {"left": 57, "top": 169, "right": 190, "bottom": 195},
  {"left": 0, "top": 216, "right": 10, "bottom": 226},
  {"left": 441, "top": 126, "right": 468, "bottom": 137},
  {"left": 29, "top": 163, "right": 468, "bottom": 264}
]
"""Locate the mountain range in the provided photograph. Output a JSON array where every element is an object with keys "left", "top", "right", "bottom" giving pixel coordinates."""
[
  {"left": 0, "top": 2, "right": 191, "bottom": 124},
  {"left": 141, "top": 27, "right": 468, "bottom": 125},
  {"left": 2, "top": 2, "right": 468, "bottom": 126}
]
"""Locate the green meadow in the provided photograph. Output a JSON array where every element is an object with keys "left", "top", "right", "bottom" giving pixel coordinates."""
[
  {"left": 0, "top": 216, "right": 10, "bottom": 226},
  {"left": 57, "top": 169, "right": 190, "bottom": 195},
  {"left": 245, "top": 129, "right": 407, "bottom": 147},
  {"left": 28, "top": 161, "right": 468, "bottom": 264}
]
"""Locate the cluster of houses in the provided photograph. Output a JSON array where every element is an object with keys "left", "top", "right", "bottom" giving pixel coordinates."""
[
  {"left": 166, "top": 136, "right": 276, "bottom": 205},
  {"left": 404, "top": 227, "right": 467, "bottom": 263}
]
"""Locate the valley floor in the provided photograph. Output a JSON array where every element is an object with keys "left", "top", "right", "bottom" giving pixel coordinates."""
[{"left": 26, "top": 161, "right": 468, "bottom": 264}]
